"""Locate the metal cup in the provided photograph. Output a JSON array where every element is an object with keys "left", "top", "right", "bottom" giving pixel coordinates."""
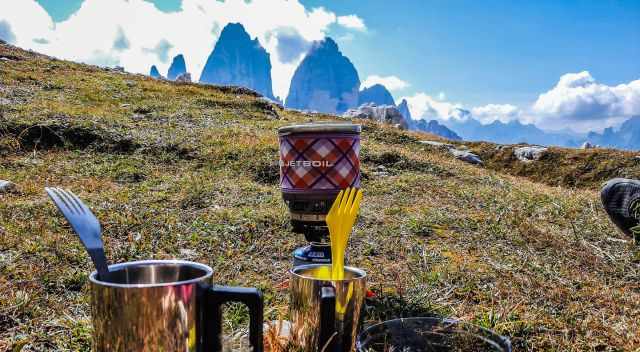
[
  {"left": 89, "top": 260, "right": 263, "bottom": 352},
  {"left": 289, "top": 264, "right": 367, "bottom": 351}
]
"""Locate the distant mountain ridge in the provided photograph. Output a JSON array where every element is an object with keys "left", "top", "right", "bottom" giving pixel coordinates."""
[
  {"left": 437, "top": 109, "right": 579, "bottom": 146},
  {"left": 199, "top": 23, "right": 276, "bottom": 100},
  {"left": 587, "top": 116, "right": 640, "bottom": 150},
  {"left": 140, "top": 27, "right": 637, "bottom": 151},
  {"left": 410, "top": 119, "right": 462, "bottom": 141}
]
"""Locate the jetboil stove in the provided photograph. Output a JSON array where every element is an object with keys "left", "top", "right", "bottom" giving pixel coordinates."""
[{"left": 277, "top": 123, "right": 361, "bottom": 266}]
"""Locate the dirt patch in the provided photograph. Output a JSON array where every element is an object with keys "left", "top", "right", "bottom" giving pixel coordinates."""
[
  {"left": 362, "top": 149, "right": 452, "bottom": 177},
  {"left": 0, "top": 121, "right": 138, "bottom": 153},
  {"left": 0, "top": 121, "right": 198, "bottom": 162},
  {"left": 0, "top": 54, "right": 25, "bottom": 62},
  {"left": 251, "top": 160, "right": 280, "bottom": 185},
  {"left": 212, "top": 85, "right": 262, "bottom": 97},
  {"left": 195, "top": 97, "right": 279, "bottom": 119}
]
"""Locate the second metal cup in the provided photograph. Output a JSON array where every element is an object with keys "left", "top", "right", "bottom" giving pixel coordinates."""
[{"left": 289, "top": 264, "right": 367, "bottom": 352}]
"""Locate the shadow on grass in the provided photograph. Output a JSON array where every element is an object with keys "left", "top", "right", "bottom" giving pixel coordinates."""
[{"left": 364, "top": 291, "right": 451, "bottom": 324}]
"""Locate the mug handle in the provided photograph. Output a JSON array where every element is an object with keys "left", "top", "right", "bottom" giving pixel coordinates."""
[
  {"left": 319, "top": 286, "right": 336, "bottom": 352},
  {"left": 204, "top": 285, "right": 264, "bottom": 352}
]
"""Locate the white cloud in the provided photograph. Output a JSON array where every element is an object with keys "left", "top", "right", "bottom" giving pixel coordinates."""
[
  {"left": 471, "top": 104, "right": 521, "bottom": 124},
  {"left": 532, "top": 71, "right": 640, "bottom": 130},
  {"left": 336, "top": 15, "right": 366, "bottom": 31},
  {"left": 400, "top": 92, "right": 465, "bottom": 121},
  {"left": 0, "top": 0, "right": 366, "bottom": 99},
  {"left": 391, "top": 71, "right": 640, "bottom": 133},
  {"left": 0, "top": 20, "right": 17, "bottom": 44},
  {"left": 362, "top": 75, "right": 409, "bottom": 91}
]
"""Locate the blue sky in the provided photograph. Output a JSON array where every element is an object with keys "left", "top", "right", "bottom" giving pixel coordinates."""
[
  {"left": 3, "top": 0, "right": 640, "bottom": 132},
  {"left": 306, "top": 0, "right": 640, "bottom": 106}
]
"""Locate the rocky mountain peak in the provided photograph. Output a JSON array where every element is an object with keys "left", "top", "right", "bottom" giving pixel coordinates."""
[
  {"left": 285, "top": 37, "right": 360, "bottom": 114},
  {"left": 358, "top": 84, "right": 395, "bottom": 106},
  {"left": 397, "top": 99, "right": 412, "bottom": 120},
  {"left": 199, "top": 23, "right": 275, "bottom": 100},
  {"left": 149, "top": 65, "right": 161, "bottom": 79},
  {"left": 167, "top": 54, "right": 186, "bottom": 81}
]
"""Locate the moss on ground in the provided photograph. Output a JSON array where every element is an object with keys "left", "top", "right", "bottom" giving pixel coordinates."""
[{"left": 1, "top": 43, "right": 639, "bottom": 351}]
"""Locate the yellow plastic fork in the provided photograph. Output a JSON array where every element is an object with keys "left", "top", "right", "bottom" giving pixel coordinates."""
[{"left": 326, "top": 187, "right": 363, "bottom": 281}]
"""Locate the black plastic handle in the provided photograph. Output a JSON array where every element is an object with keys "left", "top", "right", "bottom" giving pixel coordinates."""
[
  {"left": 204, "top": 285, "right": 264, "bottom": 352},
  {"left": 319, "top": 285, "right": 336, "bottom": 352}
]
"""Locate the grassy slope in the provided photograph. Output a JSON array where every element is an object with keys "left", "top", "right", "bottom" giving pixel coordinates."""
[{"left": 0, "top": 43, "right": 639, "bottom": 351}]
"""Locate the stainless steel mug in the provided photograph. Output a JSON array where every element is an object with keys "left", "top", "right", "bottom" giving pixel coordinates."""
[
  {"left": 289, "top": 264, "right": 367, "bottom": 351},
  {"left": 89, "top": 260, "right": 263, "bottom": 351}
]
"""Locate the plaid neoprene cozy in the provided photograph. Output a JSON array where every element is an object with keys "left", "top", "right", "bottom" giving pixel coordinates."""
[{"left": 279, "top": 132, "right": 361, "bottom": 192}]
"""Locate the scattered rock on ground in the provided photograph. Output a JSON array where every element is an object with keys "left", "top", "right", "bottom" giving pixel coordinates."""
[
  {"left": 450, "top": 149, "right": 483, "bottom": 165},
  {"left": 420, "top": 140, "right": 454, "bottom": 149},
  {"left": 514, "top": 146, "right": 547, "bottom": 162},
  {"left": 581, "top": 142, "right": 596, "bottom": 149},
  {"left": 343, "top": 103, "right": 408, "bottom": 129},
  {"left": 179, "top": 248, "right": 197, "bottom": 259},
  {"left": 0, "top": 180, "right": 17, "bottom": 194},
  {"left": 175, "top": 72, "right": 192, "bottom": 83},
  {"left": 258, "top": 96, "right": 284, "bottom": 110}
]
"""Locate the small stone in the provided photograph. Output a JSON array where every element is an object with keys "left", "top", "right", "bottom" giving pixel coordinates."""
[
  {"left": 175, "top": 72, "right": 192, "bottom": 83},
  {"left": 449, "top": 149, "right": 483, "bottom": 165},
  {"left": 179, "top": 248, "right": 197, "bottom": 259},
  {"left": 343, "top": 103, "right": 408, "bottom": 130},
  {"left": 264, "top": 320, "right": 292, "bottom": 339},
  {"left": 0, "top": 180, "right": 17, "bottom": 194},
  {"left": 581, "top": 142, "right": 595, "bottom": 149},
  {"left": 420, "top": 140, "right": 454, "bottom": 149},
  {"left": 376, "top": 165, "right": 387, "bottom": 171},
  {"left": 513, "top": 146, "right": 547, "bottom": 162},
  {"left": 258, "top": 96, "right": 284, "bottom": 110}
]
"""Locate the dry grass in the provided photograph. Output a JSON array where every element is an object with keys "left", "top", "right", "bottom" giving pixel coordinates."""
[
  {"left": 467, "top": 141, "right": 640, "bottom": 189},
  {"left": 1, "top": 43, "right": 639, "bottom": 351}
]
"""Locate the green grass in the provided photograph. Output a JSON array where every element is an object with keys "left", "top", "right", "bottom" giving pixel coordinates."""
[{"left": 1, "top": 43, "right": 639, "bottom": 351}]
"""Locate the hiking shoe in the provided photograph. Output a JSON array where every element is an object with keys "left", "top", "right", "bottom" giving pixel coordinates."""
[{"left": 601, "top": 178, "right": 640, "bottom": 244}]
